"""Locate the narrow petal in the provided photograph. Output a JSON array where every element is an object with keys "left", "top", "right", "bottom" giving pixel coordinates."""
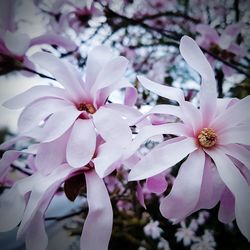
[
  {"left": 195, "top": 155, "right": 224, "bottom": 210},
  {"left": 124, "top": 123, "right": 189, "bottom": 159},
  {"left": 81, "top": 170, "right": 113, "bottom": 250},
  {"left": 218, "top": 188, "right": 235, "bottom": 224},
  {"left": 218, "top": 125, "right": 250, "bottom": 146},
  {"left": 85, "top": 46, "right": 114, "bottom": 90},
  {"left": 0, "top": 150, "right": 21, "bottom": 178},
  {"left": 18, "top": 97, "right": 72, "bottom": 133},
  {"left": 136, "top": 182, "right": 146, "bottom": 208},
  {"left": 146, "top": 173, "right": 168, "bottom": 194},
  {"left": 93, "top": 142, "right": 123, "bottom": 178},
  {"left": 30, "top": 33, "right": 77, "bottom": 51},
  {"left": 138, "top": 75, "right": 185, "bottom": 104},
  {"left": 93, "top": 107, "right": 132, "bottom": 146},
  {"left": 211, "top": 95, "right": 250, "bottom": 131},
  {"left": 31, "top": 52, "right": 86, "bottom": 101},
  {"left": 205, "top": 148, "right": 250, "bottom": 241},
  {"left": 160, "top": 150, "right": 205, "bottom": 221},
  {"left": 66, "top": 119, "right": 96, "bottom": 168},
  {"left": 17, "top": 164, "right": 74, "bottom": 238},
  {"left": 91, "top": 56, "right": 128, "bottom": 96},
  {"left": 3, "top": 85, "right": 69, "bottom": 109},
  {"left": 221, "top": 144, "right": 250, "bottom": 170},
  {"left": 128, "top": 138, "right": 197, "bottom": 181}
]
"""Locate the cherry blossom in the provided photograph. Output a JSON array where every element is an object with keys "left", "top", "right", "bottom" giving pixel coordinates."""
[{"left": 127, "top": 36, "right": 250, "bottom": 241}]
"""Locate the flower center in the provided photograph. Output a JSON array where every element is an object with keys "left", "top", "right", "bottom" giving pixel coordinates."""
[
  {"left": 77, "top": 103, "right": 96, "bottom": 114},
  {"left": 198, "top": 128, "right": 217, "bottom": 148}
]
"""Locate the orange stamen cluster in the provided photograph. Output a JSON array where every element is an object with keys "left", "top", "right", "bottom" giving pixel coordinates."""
[{"left": 198, "top": 128, "right": 217, "bottom": 148}]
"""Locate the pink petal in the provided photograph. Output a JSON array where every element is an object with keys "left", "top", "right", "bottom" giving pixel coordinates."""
[
  {"left": 132, "top": 104, "right": 184, "bottom": 125},
  {"left": 211, "top": 95, "right": 250, "bottom": 131},
  {"left": 81, "top": 170, "right": 113, "bottom": 250},
  {"left": 17, "top": 164, "right": 74, "bottom": 238},
  {"left": 146, "top": 173, "right": 168, "bottom": 194},
  {"left": 0, "top": 0, "right": 15, "bottom": 32},
  {"left": 205, "top": 148, "right": 250, "bottom": 241},
  {"left": 30, "top": 33, "right": 77, "bottom": 51},
  {"left": 0, "top": 172, "right": 42, "bottom": 232},
  {"left": 93, "top": 142, "right": 123, "bottom": 178},
  {"left": 196, "top": 24, "right": 219, "bottom": 42},
  {"left": 124, "top": 123, "right": 189, "bottom": 159},
  {"left": 128, "top": 137, "right": 197, "bottom": 181},
  {"left": 25, "top": 210, "right": 48, "bottom": 250},
  {"left": 18, "top": 97, "right": 72, "bottom": 133},
  {"left": 3, "top": 85, "right": 69, "bottom": 109},
  {"left": 93, "top": 106, "right": 132, "bottom": 146},
  {"left": 221, "top": 144, "right": 250, "bottom": 170},
  {"left": 218, "top": 125, "right": 250, "bottom": 146},
  {"left": 160, "top": 150, "right": 205, "bottom": 221},
  {"left": 91, "top": 56, "right": 128, "bottom": 97},
  {"left": 0, "top": 150, "right": 21, "bottom": 178},
  {"left": 66, "top": 119, "right": 96, "bottom": 168},
  {"left": 180, "top": 35, "right": 217, "bottom": 126},
  {"left": 31, "top": 52, "right": 86, "bottom": 102},
  {"left": 3, "top": 31, "right": 30, "bottom": 56},
  {"left": 137, "top": 75, "right": 185, "bottom": 104},
  {"left": 30, "top": 106, "right": 81, "bottom": 142},
  {"left": 218, "top": 188, "right": 235, "bottom": 224},
  {"left": 85, "top": 46, "right": 114, "bottom": 90},
  {"left": 195, "top": 155, "right": 224, "bottom": 210},
  {"left": 35, "top": 131, "right": 69, "bottom": 174}
]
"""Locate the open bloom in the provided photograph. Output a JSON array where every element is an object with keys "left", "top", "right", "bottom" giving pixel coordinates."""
[
  {"left": 126, "top": 36, "right": 250, "bottom": 240},
  {"left": 3, "top": 45, "right": 137, "bottom": 177}
]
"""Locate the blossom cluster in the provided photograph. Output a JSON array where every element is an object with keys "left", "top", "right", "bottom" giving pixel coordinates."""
[{"left": 0, "top": 0, "right": 249, "bottom": 250}]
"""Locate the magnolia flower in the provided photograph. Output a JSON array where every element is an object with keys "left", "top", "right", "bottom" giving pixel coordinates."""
[
  {"left": 126, "top": 36, "right": 250, "bottom": 240},
  {"left": 3, "top": 45, "right": 137, "bottom": 177},
  {"left": 0, "top": 0, "right": 77, "bottom": 76},
  {"left": 196, "top": 23, "right": 246, "bottom": 76}
]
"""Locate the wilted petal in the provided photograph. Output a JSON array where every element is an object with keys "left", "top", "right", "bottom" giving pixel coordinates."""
[
  {"left": 3, "top": 85, "right": 69, "bottom": 109},
  {"left": 136, "top": 182, "right": 146, "bottom": 208},
  {"left": 81, "top": 170, "right": 113, "bottom": 250},
  {"left": 218, "top": 188, "right": 235, "bottom": 224},
  {"left": 66, "top": 119, "right": 96, "bottom": 168},
  {"left": 128, "top": 138, "right": 197, "bottom": 181},
  {"left": 138, "top": 75, "right": 185, "bottom": 104},
  {"left": 146, "top": 173, "right": 168, "bottom": 194},
  {"left": 205, "top": 148, "right": 250, "bottom": 241},
  {"left": 93, "top": 107, "right": 132, "bottom": 146},
  {"left": 160, "top": 150, "right": 205, "bottom": 221}
]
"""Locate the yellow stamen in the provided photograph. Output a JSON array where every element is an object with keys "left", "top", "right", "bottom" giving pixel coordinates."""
[{"left": 198, "top": 128, "right": 217, "bottom": 148}]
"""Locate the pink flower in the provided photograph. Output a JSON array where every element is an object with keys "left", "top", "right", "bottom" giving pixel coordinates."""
[
  {"left": 126, "top": 36, "right": 250, "bottom": 241},
  {"left": 3, "top": 45, "right": 137, "bottom": 177},
  {"left": 0, "top": 0, "right": 77, "bottom": 76},
  {"left": 196, "top": 23, "right": 246, "bottom": 76}
]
